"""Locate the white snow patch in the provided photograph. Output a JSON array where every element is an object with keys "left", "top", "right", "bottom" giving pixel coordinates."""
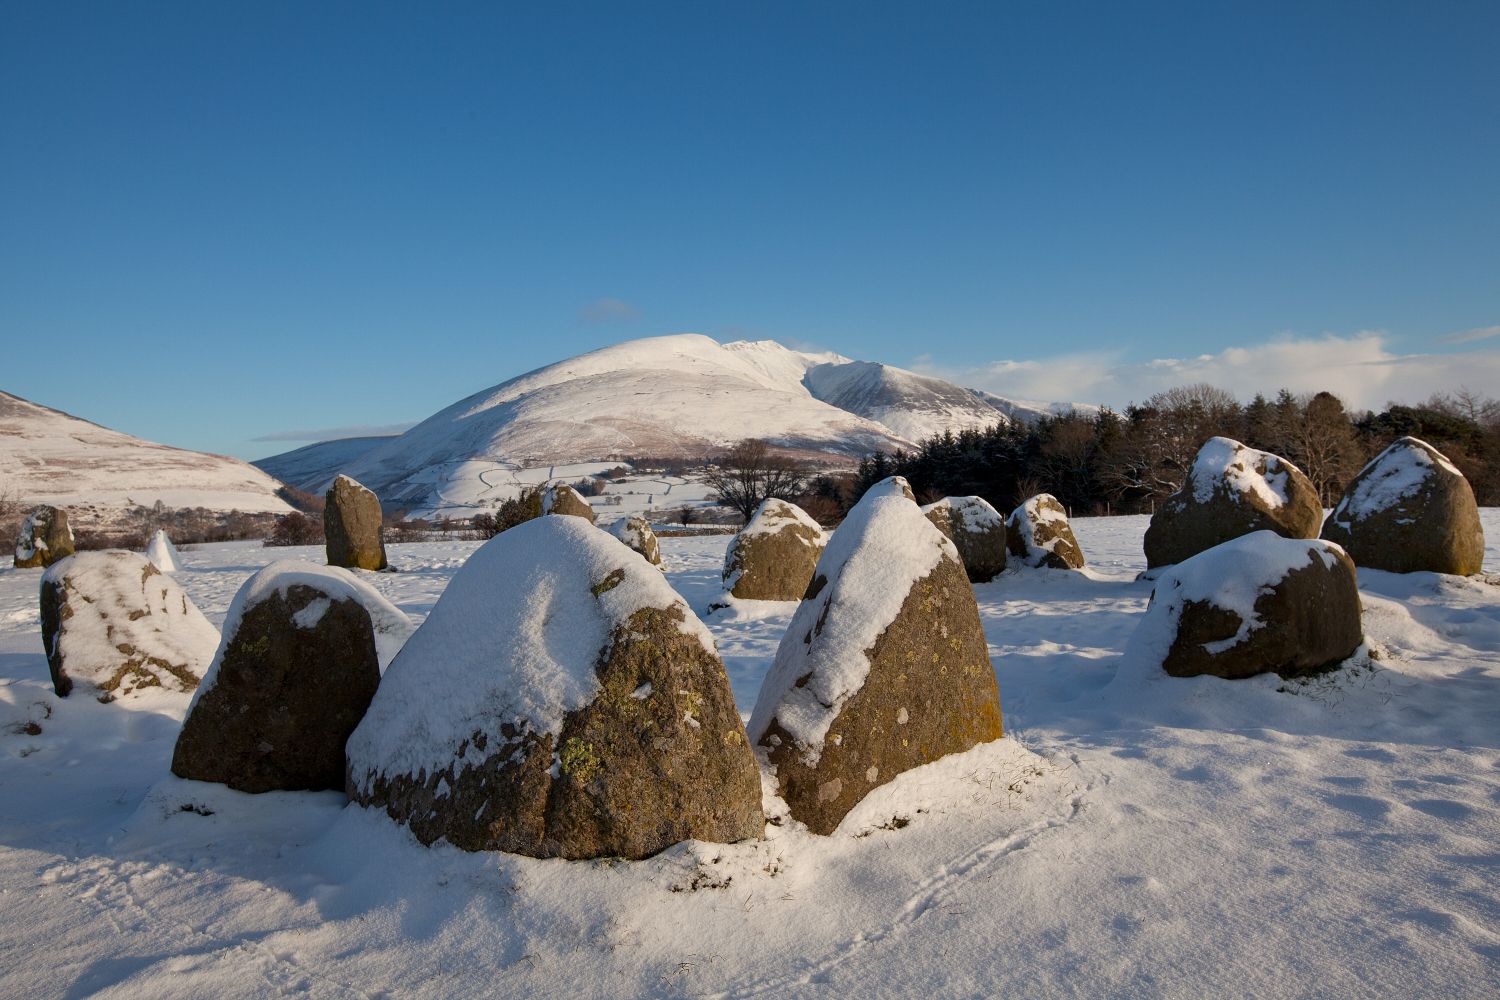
[
  {"left": 1332, "top": 436, "right": 1461, "bottom": 525},
  {"left": 143, "top": 530, "right": 181, "bottom": 573},
  {"left": 1188, "top": 437, "right": 1293, "bottom": 508}
]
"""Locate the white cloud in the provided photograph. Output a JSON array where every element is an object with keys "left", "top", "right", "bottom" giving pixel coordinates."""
[
  {"left": 913, "top": 332, "right": 1500, "bottom": 412},
  {"left": 579, "top": 297, "right": 641, "bottom": 324},
  {"left": 1440, "top": 325, "right": 1500, "bottom": 345}
]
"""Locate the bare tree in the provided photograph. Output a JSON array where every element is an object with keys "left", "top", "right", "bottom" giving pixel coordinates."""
[
  {"left": 701, "top": 439, "right": 808, "bottom": 523},
  {"left": 1286, "top": 391, "right": 1363, "bottom": 505}
]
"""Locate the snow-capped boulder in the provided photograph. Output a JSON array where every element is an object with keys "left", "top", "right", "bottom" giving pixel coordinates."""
[
  {"left": 324, "top": 475, "right": 387, "bottom": 571},
  {"left": 1144, "top": 438, "right": 1322, "bottom": 569},
  {"left": 346, "top": 515, "right": 762, "bottom": 859},
  {"left": 1006, "top": 494, "right": 1085, "bottom": 569},
  {"left": 144, "top": 530, "right": 181, "bottom": 573},
  {"left": 14, "top": 506, "right": 74, "bottom": 569},
  {"left": 39, "top": 550, "right": 219, "bottom": 700},
  {"left": 1321, "top": 437, "right": 1484, "bottom": 576},
  {"left": 542, "top": 483, "right": 595, "bottom": 523},
  {"left": 172, "top": 561, "right": 411, "bottom": 793},
  {"left": 722, "top": 498, "right": 826, "bottom": 601},
  {"left": 921, "top": 496, "right": 1007, "bottom": 582},
  {"left": 608, "top": 514, "right": 661, "bottom": 566},
  {"left": 1137, "top": 532, "right": 1363, "bottom": 679},
  {"left": 750, "top": 476, "right": 1002, "bottom": 835}
]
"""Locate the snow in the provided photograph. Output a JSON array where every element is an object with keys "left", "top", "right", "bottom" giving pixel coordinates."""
[
  {"left": 748, "top": 479, "right": 955, "bottom": 756},
  {"left": 14, "top": 508, "right": 68, "bottom": 562},
  {"left": 1188, "top": 436, "right": 1293, "bottom": 507},
  {"left": 192, "top": 560, "right": 414, "bottom": 709},
  {"left": 346, "top": 516, "right": 715, "bottom": 794},
  {"left": 802, "top": 359, "right": 1006, "bottom": 443},
  {"left": 143, "top": 530, "right": 181, "bottom": 573},
  {"left": 2, "top": 513, "right": 1500, "bottom": 997},
  {"left": 1332, "top": 436, "right": 1462, "bottom": 525},
  {"left": 1131, "top": 531, "right": 1346, "bottom": 659},
  {"left": 1009, "top": 493, "right": 1073, "bottom": 565},
  {"left": 40, "top": 550, "right": 220, "bottom": 698},
  {"left": 0, "top": 390, "right": 294, "bottom": 516},
  {"left": 922, "top": 494, "right": 1003, "bottom": 531},
  {"left": 735, "top": 497, "right": 824, "bottom": 540}
]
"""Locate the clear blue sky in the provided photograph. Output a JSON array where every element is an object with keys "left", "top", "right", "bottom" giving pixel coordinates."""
[{"left": 3, "top": 2, "right": 1497, "bottom": 459}]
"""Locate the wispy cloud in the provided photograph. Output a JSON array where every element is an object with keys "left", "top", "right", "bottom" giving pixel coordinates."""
[
  {"left": 912, "top": 332, "right": 1500, "bottom": 412},
  {"left": 253, "top": 422, "right": 416, "bottom": 443},
  {"left": 1440, "top": 324, "right": 1500, "bottom": 345},
  {"left": 579, "top": 297, "right": 641, "bottom": 324}
]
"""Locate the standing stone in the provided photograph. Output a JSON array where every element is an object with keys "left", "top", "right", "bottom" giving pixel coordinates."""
[
  {"left": 722, "top": 498, "right": 826, "bottom": 601},
  {"left": 325, "top": 475, "right": 387, "bottom": 571},
  {"left": 750, "top": 476, "right": 1002, "bottom": 836},
  {"left": 172, "top": 562, "right": 409, "bottom": 793},
  {"left": 14, "top": 506, "right": 74, "bottom": 569},
  {"left": 144, "top": 529, "right": 181, "bottom": 573},
  {"left": 1144, "top": 437, "right": 1323, "bottom": 569},
  {"left": 1140, "top": 532, "right": 1364, "bottom": 679},
  {"left": 40, "top": 550, "right": 219, "bottom": 700},
  {"left": 609, "top": 514, "right": 662, "bottom": 566},
  {"left": 1006, "top": 494, "right": 1086, "bottom": 569},
  {"left": 347, "top": 515, "right": 763, "bottom": 859},
  {"left": 542, "top": 484, "right": 596, "bottom": 522},
  {"left": 921, "top": 496, "right": 1007, "bottom": 582},
  {"left": 1321, "top": 436, "right": 1484, "bottom": 576}
]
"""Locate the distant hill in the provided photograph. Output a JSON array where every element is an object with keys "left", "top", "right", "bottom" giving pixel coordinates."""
[
  {"left": 252, "top": 436, "right": 397, "bottom": 494},
  {"left": 0, "top": 391, "right": 294, "bottom": 518}
]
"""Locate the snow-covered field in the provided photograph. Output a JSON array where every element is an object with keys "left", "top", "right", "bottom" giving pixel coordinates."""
[{"left": 2, "top": 514, "right": 1499, "bottom": 998}]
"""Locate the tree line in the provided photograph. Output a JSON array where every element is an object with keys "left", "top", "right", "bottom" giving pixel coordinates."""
[{"left": 852, "top": 386, "right": 1500, "bottom": 516}]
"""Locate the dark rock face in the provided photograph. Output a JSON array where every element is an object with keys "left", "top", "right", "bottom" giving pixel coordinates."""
[
  {"left": 751, "top": 478, "right": 1002, "bottom": 836},
  {"left": 1145, "top": 438, "right": 1322, "bottom": 569},
  {"left": 172, "top": 582, "right": 381, "bottom": 793},
  {"left": 14, "top": 506, "right": 74, "bottom": 569},
  {"left": 324, "top": 475, "right": 387, "bottom": 571},
  {"left": 1321, "top": 436, "right": 1484, "bottom": 576},
  {"left": 346, "top": 516, "right": 763, "bottom": 859},
  {"left": 922, "top": 496, "right": 1007, "bottom": 582},
  {"left": 1006, "top": 494, "right": 1085, "bottom": 569},
  {"left": 1151, "top": 535, "right": 1364, "bottom": 679},
  {"left": 543, "top": 484, "right": 596, "bottom": 522},
  {"left": 39, "top": 550, "right": 218, "bottom": 700},
  {"left": 722, "top": 499, "right": 826, "bottom": 601},
  {"left": 609, "top": 515, "right": 661, "bottom": 566}
]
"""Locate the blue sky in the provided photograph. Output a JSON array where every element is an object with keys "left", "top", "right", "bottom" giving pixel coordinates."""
[{"left": 3, "top": 2, "right": 1497, "bottom": 459}]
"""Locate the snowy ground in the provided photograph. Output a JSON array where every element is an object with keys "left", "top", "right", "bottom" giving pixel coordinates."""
[{"left": 2, "top": 515, "right": 1499, "bottom": 998}]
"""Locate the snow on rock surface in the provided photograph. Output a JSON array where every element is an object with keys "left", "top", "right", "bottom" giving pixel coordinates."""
[
  {"left": 1129, "top": 531, "right": 1363, "bottom": 679},
  {"left": 39, "top": 550, "right": 219, "bottom": 699},
  {"left": 3, "top": 515, "right": 1500, "bottom": 997},
  {"left": 143, "top": 530, "right": 180, "bottom": 573},
  {"left": 1007, "top": 493, "right": 1086, "bottom": 569},
  {"left": 13, "top": 506, "right": 74, "bottom": 568},
  {"left": 1145, "top": 437, "right": 1322, "bottom": 569},
  {"left": 921, "top": 495, "right": 1007, "bottom": 582},
  {"left": 542, "top": 482, "right": 595, "bottom": 521},
  {"left": 722, "top": 498, "right": 826, "bottom": 600},
  {"left": 608, "top": 514, "right": 661, "bottom": 565}
]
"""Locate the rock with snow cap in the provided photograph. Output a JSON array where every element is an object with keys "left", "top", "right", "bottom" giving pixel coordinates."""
[
  {"left": 608, "top": 514, "right": 661, "bottom": 566},
  {"left": 1139, "top": 532, "right": 1363, "bottom": 679},
  {"left": 172, "top": 561, "right": 411, "bottom": 793},
  {"left": 921, "top": 495, "right": 1007, "bottom": 582},
  {"left": 1144, "top": 437, "right": 1322, "bottom": 569},
  {"left": 1006, "top": 494, "right": 1085, "bottom": 569},
  {"left": 542, "top": 483, "right": 596, "bottom": 523},
  {"left": 14, "top": 506, "right": 74, "bottom": 569},
  {"left": 1320, "top": 436, "right": 1483, "bottom": 576},
  {"left": 346, "top": 515, "right": 762, "bottom": 859},
  {"left": 750, "top": 476, "right": 1002, "bottom": 836},
  {"left": 324, "top": 475, "right": 387, "bottom": 571},
  {"left": 722, "top": 498, "right": 827, "bottom": 601},
  {"left": 39, "top": 550, "right": 219, "bottom": 700},
  {"left": 144, "top": 529, "right": 181, "bottom": 573}
]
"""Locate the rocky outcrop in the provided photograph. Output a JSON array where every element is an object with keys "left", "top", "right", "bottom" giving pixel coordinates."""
[
  {"left": 1321, "top": 437, "right": 1484, "bottom": 576},
  {"left": 14, "top": 506, "right": 74, "bottom": 569},
  {"left": 172, "top": 562, "right": 406, "bottom": 793},
  {"left": 750, "top": 476, "right": 1002, "bottom": 835},
  {"left": 39, "top": 550, "right": 218, "bottom": 700},
  {"left": 324, "top": 475, "right": 387, "bottom": 571},
  {"left": 722, "top": 498, "right": 826, "bottom": 601},
  {"left": 347, "top": 515, "right": 763, "bottom": 859},
  {"left": 1144, "top": 438, "right": 1322, "bottom": 569},
  {"left": 921, "top": 496, "right": 1007, "bottom": 582},
  {"left": 1141, "top": 532, "right": 1363, "bottom": 679},
  {"left": 1006, "top": 494, "right": 1085, "bottom": 569}
]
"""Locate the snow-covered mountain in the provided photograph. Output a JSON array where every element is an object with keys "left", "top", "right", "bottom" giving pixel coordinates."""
[
  {"left": 971, "top": 390, "right": 1104, "bottom": 425},
  {"left": 253, "top": 436, "right": 397, "bottom": 493},
  {"left": 256, "top": 334, "right": 1093, "bottom": 516},
  {"left": 0, "top": 391, "right": 294, "bottom": 517}
]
